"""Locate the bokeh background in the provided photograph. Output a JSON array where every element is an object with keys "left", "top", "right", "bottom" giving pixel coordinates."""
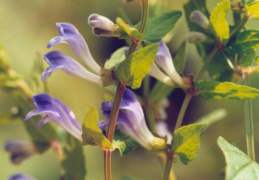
[{"left": 1, "top": 0, "right": 259, "bottom": 179}]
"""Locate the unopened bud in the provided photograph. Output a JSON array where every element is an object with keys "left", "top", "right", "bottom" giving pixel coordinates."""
[
  {"left": 190, "top": 10, "right": 210, "bottom": 30},
  {"left": 88, "top": 14, "right": 120, "bottom": 37},
  {"left": 186, "top": 32, "right": 208, "bottom": 43}
]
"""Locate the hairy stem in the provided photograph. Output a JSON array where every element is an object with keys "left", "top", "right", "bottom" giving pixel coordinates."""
[
  {"left": 139, "top": 0, "right": 149, "bottom": 33},
  {"left": 243, "top": 75, "right": 256, "bottom": 161}
]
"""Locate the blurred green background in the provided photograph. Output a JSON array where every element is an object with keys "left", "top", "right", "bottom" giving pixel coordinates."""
[{"left": 1, "top": 0, "right": 259, "bottom": 179}]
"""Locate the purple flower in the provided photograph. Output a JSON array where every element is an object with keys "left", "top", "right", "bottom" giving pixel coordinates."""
[
  {"left": 88, "top": 14, "right": 120, "bottom": 37},
  {"left": 99, "top": 89, "right": 163, "bottom": 150},
  {"left": 43, "top": 23, "right": 102, "bottom": 84},
  {"left": 4, "top": 140, "right": 36, "bottom": 165},
  {"left": 148, "top": 41, "right": 184, "bottom": 87},
  {"left": 8, "top": 173, "right": 35, "bottom": 180},
  {"left": 25, "top": 94, "right": 82, "bottom": 141},
  {"left": 156, "top": 121, "right": 173, "bottom": 144}
]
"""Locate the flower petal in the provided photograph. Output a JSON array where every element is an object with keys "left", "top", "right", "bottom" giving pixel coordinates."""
[
  {"left": 4, "top": 140, "right": 36, "bottom": 165},
  {"left": 8, "top": 173, "right": 35, "bottom": 180},
  {"left": 88, "top": 14, "right": 116, "bottom": 36},
  {"left": 101, "top": 89, "right": 155, "bottom": 150},
  {"left": 156, "top": 41, "right": 184, "bottom": 86},
  {"left": 148, "top": 63, "right": 175, "bottom": 87},
  {"left": 25, "top": 94, "right": 82, "bottom": 141},
  {"left": 42, "top": 51, "right": 102, "bottom": 85},
  {"left": 47, "top": 23, "right": 101, "bottom": 75}
]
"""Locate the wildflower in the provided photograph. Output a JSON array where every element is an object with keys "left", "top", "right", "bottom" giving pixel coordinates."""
[
  {"left": 8, "top": 173, "right": 35, "bottom": 180},
  {"left": 99, "top": 89, "right": 167, "bottom": 151},
  {"left": 190, "top": 10, "right": 210, "bottom": 30},
  {"left": 43, "top": 23, "right": 103, "bottom": 85},
  {"left": 88, "top": 14, "right": 120, "bottom": 37},
  {"left": 153, "top": 98, "right": 170, "bottom": 120},
  {"left": 148, "top": 41, "right": 188, "bottom": 88},
  {"left": 156, "top": 121, "right": 173, "bottom": 144},
  {"left": 4, "top": 140, "right": 36, "bottom": 165},
  {"left": 25, "top": 94, "right": 82, "bottom": 141}
]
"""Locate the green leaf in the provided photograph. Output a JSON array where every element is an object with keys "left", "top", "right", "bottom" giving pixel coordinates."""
[
  {"left": 142, "top": 11, "right": 182, "bottom": 44},
  {"left": 82, "top": 106, "right": 112, "bottom": 148},
  {"left": 172, "top": 123, "right": 206, "bottom": 165},
  {"left": 149, "top": 81, "right": 174, "bottom": 103},
  {"left": 113, "top": 129, "right": 139, "bottom": 156},
  {"left": 115, "top": 43, "right": 159, "bottom": 89},
  {"left": 218, "top": 136, "right": 259, "bottom": 180},
  {"left": 231, "top": 30, "right": 259, "bottom": 51},
  {"left": 116, "top": 18, "right": 142, "bottom": 40},
  {"left": 245, "top": 2, "right": 259, "bottom": 19},
  {"left": 61, "top": 133, "right": 86, "bottom": 180},
  {"left": 173, "top": 41, "right": 187, "bottom": 73},
  {"left": 104, "top": 47, "right": 127, "bottom": 70},
  {"left": 207, "top": 52, "right": 234, "bottom": 82},
  {"left": 195, "top": 108, "right": 227, "bottom": 128},
  {"left": 210, "top": 0, "right": 230, "bottom": 44},
  {"left": 196, "top": 80, "right": 259, "bottom": 100}
]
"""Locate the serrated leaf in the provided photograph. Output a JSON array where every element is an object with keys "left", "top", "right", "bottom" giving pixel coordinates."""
[
  {"left": 172, "top": 123, "right": 206, "bottom": 165},
  {"left": 196, "top": 80, "right": 259, "bottom": 100},
  {"left": 105, "top": 47, "right": 127, "bottom": 70},
  {"left": 61, "top": 133, "right": 86, "bottom": 180},
  {"left": 173, "top": 41, "right": 187, "bottom": 73},
  {"left": 142, "top": 11, "right": 182, "bottom": 44},
  {"left": 149, "top": 81, "right": 174, "bottom": 103},
  {"left": 210, "top": 0, "right": 230, "bottom": 44},
  {"left": 115, "top": 43, "right": 159, "bottom": 89},
  {"left": 113, "top": 129, "right": 139, "bottom": 156},
  {"left": 245, "top": 2, "right": 259, "bottom": 19},
  {"left": 218, "top": 136, "right": 259, "bottom": 180},
  {"left": 82, "top": 106, "right": 112, "bottom": 148}
]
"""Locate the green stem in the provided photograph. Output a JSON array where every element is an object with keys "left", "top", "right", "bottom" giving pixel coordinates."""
[
  {"left": 194, "top": 46, "right": 221, "bottom": 82},
  {"left": 139, "top": 0, "right": 149, "bottom": 33},
  {"left": 229, "top": 14, "right": 250, "bottom": 39},
  {"left": 243, "top": 75, "right": 256, "bottom": 161},
  {"left": 174, "top": 93, "right": 192, "bottom": 131},
  {"left": 162, "top": 150, "right": 174, "bottom": 180},
  {"left": 104, "top": 1, "right": 150, "bottom": 179}
]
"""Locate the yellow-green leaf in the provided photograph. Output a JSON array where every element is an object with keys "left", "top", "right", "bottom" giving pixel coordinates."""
[
  {"left": 172, "top": 123, "right": 206, "bottom": 164},
  {"left": 82, "top": 107, "right": 112, "bottom": 148},
  {"left": 115, "top": 43, "right": 159, "bottom": 89},
  {"left": 210, "top": 0, "right": 230, "bottom": 44},
  {"left": 196, "top": 80, "right": 259, "bottom": 100},
  {"left": 116, "top": 18, "right": 142, "bottom": 40},
  {"left": 245, "top": 2, "right": 259, "bottom": 19}
]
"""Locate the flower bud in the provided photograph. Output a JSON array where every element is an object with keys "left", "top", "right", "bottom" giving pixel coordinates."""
[
  {"left": 8, "top": 173, "right": 35, "bottom": 180},
  {"left": 190, "top": 10, "right": 210, "bottom": 30},
  {"left": 186, "top": 32, "right": 208, "bottom": 43},
  {"left": 88, "top": 14, "right": 120, "bottom": 37},
  {"left": 4, "top": 140, "right": 37, "bottom": 164}
]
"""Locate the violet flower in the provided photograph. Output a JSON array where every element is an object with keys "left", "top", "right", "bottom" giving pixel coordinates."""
[
  {"left": 99, "top": 89, "right": 167, "bottom": 151},
  {"left": 25, "top": 94, "right": 82, "bottom": 141},
  {"left": 4, "top": 140, "right": 37, "bottom": 165},
  {"left": 8, "top": 173, "right": 35, "bottom": 180},
  {"left": 190, "top": 10, "right": 210, "bottom": 30},
  {"left": 148, "top": 40, "right": 186, "bottom": 87},
  {"left": 43, "top": 23, "right": 102, "bottom": 85}
]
